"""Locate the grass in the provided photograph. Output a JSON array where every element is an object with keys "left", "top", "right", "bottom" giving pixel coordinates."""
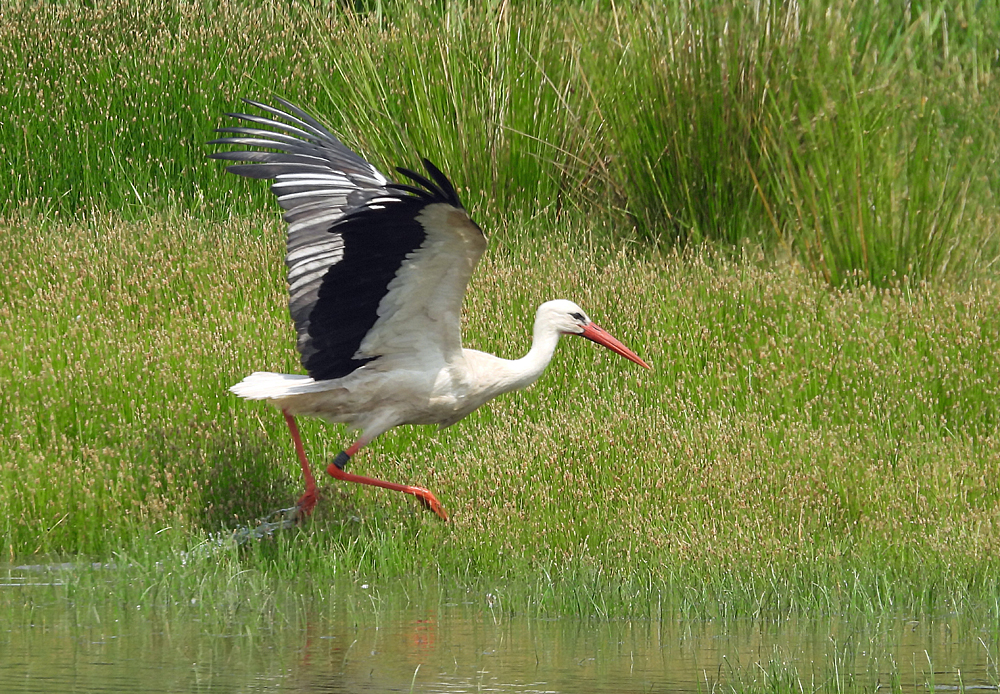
[
  {"left": 3, "top": 208, "right": 1000, "bottom": 622},
  {"left": 1, "top": 0, "right": 1000, "bottom": 627},
  {"left": 1, "top": 0, "right": 997, "bottom": 284}
]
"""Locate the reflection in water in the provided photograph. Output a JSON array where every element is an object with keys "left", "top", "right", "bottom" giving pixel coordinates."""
[{"left": 1, "top": 563, "right": 998, "bottom": 693}]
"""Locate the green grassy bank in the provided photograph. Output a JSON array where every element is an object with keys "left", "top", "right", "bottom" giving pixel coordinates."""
[
  {"left": 3, "top": 210, "right": 1000, "bottom": 620},
  {"left": 2, "top": 0, "right": 1000, "bottom": 623}
]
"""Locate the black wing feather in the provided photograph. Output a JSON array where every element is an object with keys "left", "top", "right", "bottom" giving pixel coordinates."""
[{"left": 300, "top": 200, "right": 429, "bottom": 379}]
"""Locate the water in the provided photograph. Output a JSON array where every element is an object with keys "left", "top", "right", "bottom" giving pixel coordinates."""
[{"left": 2, "top": 563, "right": 998, "bottom": 693}]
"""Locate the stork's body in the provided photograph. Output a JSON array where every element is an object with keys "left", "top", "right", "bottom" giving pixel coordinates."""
[
  {"left": 211, "top": 99, "right": 649, "bottom": 521},
  {"left": 236, "top": 349, "right": 532, "bottom": 431}
]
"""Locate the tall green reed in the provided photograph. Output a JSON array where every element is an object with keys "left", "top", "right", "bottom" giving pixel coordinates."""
[
  {"left": 2, "top": 0, "right": 995, "bottom": 284},
  {"left": 752, "top": 0, "right": 998, "bottom": 285},
  {"left": 0, "top": 0, "right": 330, "bottom": 217}
]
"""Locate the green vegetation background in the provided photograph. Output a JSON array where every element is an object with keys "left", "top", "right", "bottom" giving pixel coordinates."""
[{"left": 2, "top": 0, "right": 1000, "bottom": 620}]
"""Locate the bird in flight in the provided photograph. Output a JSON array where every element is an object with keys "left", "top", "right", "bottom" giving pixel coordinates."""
[{"left": 210, "top": 98, "right": 649, "bottom": 521}]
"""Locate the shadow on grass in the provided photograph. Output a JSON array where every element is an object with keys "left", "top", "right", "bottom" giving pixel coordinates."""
[{"left": 124, "top": 423, "right": 299, "bottom": 532}]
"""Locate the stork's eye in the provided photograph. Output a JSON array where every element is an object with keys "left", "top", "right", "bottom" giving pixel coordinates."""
[{"left": 570, "top": 312, "right": 586, "bottom": 322}]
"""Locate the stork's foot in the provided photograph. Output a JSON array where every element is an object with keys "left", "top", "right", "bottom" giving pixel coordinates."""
[
  {"left": 292, "top": 486, "right": 320, "bottom": 522},
  {"left": 409, "top": 486, "right": 449, "bottom": 521}
]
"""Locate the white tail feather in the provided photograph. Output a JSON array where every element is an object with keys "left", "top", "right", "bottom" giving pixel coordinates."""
[{"left": 229, "top": 372, "right": 327, "bottom": 400}]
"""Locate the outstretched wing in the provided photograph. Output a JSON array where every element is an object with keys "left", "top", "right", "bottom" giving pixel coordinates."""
[{"left": 210, "top": 98, "right": 487, "bottom": 381}]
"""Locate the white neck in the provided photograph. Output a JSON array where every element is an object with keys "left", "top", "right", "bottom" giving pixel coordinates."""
[
  {"left": 463, "top": 302, "right": 583, "bottom": 407},
  {"left": 490, "top": 312, "right": 563, "bottom": 393},
  {"left": 514, "top": 320, "right": 559, "bottom": 388}
]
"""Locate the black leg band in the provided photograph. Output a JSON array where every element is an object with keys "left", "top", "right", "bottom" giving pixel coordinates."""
[{"left": 331, "top": 450, "right": 351, "bottom": 471}]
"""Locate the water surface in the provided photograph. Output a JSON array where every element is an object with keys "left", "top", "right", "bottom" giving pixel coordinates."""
[{"left": 2, "top": 562, "right": 998, "bottom": 693}]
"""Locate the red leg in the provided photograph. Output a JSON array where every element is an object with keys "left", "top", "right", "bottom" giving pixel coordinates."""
[
  {"left": 326, "top": 444, "right": 448, "bottom": 521},
  {"left": 284, "top": 412, "right": 319, "bottom": 518}
]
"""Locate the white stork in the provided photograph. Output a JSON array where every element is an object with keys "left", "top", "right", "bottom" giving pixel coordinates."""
[{"left": 210, "top": 98, "right": 649, "bottom": 521}]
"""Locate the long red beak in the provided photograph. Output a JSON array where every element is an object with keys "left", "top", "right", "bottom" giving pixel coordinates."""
[{"left": 579, "top": 323, "right": 651, "bottom": 369}]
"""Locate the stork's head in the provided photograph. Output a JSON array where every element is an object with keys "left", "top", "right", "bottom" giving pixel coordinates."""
[{"left": 537, "top": 299, "right": 650, "bottom": 368}]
